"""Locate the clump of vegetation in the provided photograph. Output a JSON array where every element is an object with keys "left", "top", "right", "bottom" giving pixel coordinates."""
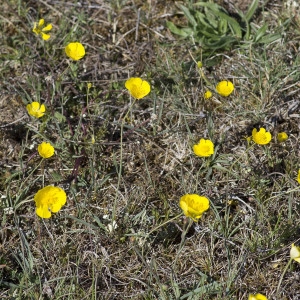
[
  {"left": 0, "top": 0, "right": 300, "bottom": 299},
  {"left": 167, "top": 0, "right": 282, "bottom": 53}
]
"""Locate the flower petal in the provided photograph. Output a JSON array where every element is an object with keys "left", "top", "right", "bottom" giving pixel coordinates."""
[
  {"left": 125, "top": 77, "right": 151, "bottom": 99},
  {"left": 65, "top": 42, "right": 86, "bottom": 60},
  {"left": 38, "top": 19, "right": 45, "bottom": 27},
  {"left": 41, "top": 32, "right": 51, "bottom": 40},
  {"left": 36, "top": 205, "right": 51, "bottom": 219},
  {"left": 42, "top": 23, "right": 52, "bottom": 31}
]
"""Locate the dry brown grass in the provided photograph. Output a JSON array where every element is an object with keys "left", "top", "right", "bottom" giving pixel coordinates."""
[{"left": 1, "top": 0, "right": 300, "bottom": 299}]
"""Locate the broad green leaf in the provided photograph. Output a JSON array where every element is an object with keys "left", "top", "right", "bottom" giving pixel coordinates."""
[
  {"left": 195, "top": 2, "right": 242, "bottom": 38},
  {"left": 195, "top": 11, "right": 211, "bottom": 28},
  {"left": 204, "top": 7, "right": 219, "bottom": 30},
  {"left": 205, "top": 36, "right": 237, "bottom": 50},
  {"left": 166, "top": 21, "right": 192, "bottom": 37},
  {"left": 218, "top": 17, "right": 228, "bottom": 34},
  {"left": 179, "top": 4, "right": 197, "bottom": 28},
  {"left": 211, "top": 10, "right": 242, "bottom": 38}
]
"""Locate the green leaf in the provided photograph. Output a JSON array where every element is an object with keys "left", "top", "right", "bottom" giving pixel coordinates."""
[
  {"left": 253, "top": 23, "right": 268, "bottom": 42},
  {"left": 54, "top": 111, "right": 66, "bottom": 122},
  {"left": 204, "top": 7, "right": 219, "bottom": 30},
  {"left": 180, "top": 281, "right": 223, "bottom": 299},
  {"left": 166, "top": 21, "right": 192, "bottom": 37},
  {"left": 258, "top": 33, "right": 281, "bottom": 44},
  {"left": 50, "top": 171, "right": 62, "bottom": 182},
  {"left": 245, "top": 0, "right": 259, "bottom": 22},
  {"left": 218, "top": 17, "right": 228, "bottom": 34},
  {"left": 212, "top": 10, "right": 242, "bottom": 38},
  {"left": 179, "top": 4, "right": 197, "bottom": 28},
  {"left": 195, "top": 2, "right": 242, "bottom": 38},
  {"left": 205, "top": 36, "right": 237, "bottom": 50},
  {"left": 195, "top": 11, "right": 211, "bottom": 28}
]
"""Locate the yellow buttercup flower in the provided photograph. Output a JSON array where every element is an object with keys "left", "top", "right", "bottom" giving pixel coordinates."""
[
  {"left": 38, "top": 142, "right": 55, "bottom": 158},
  {"left": 179, "top": 194, "right": 210, "bottom": 221},
  {"left": 125, "top": 77, "right": 151, "bottom": 100},
  {"left": 297, "top": 170, "right": 300, "bottom": 184},
  {"left": 291, "top": 243, "right": 300, "bottom": 262},
  {"left": 65, "top": 42, "right": 86, "bottom": 60},
  {"left": 204, "top": 90, "right": 212, "bottom": 99},
  {"left": 193, "top": 138, "right": 214, "bottom": 157},
  {"left": 32, "top": 19, "right": 52, "bottom": 41},
  {"left": 277, "top": 132, "right": 288, "bottom": 142},
  {"left": 26, "top": 102, "right": 46, "bottom": 118},
  {"left": 248, "top": 293, "right": 268, "bottom": 300},
  {"left": 216, "top": 80, "right": 234, "bottom": 96},
  {"left": 252, "top": 128, "right": 272, "bottom": 145},
  {"left": 34, "top": 186, "right": 67, "bottom": 218}
]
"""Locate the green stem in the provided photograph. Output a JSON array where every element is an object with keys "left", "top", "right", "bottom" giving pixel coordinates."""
[{"left": 276, "top": 258, "right": 292, "bottom": 294}]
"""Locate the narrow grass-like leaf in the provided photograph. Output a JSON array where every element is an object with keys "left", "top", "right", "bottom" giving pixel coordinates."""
[
  {"left": 245, "top": 0, "right": 259, "bottom": 22},
  {"left": 258, "top": 33, "right": 282, "bottom": 44},
  {"left": 195, "top": 2, "right": 242, "bottom": 38},
  {"left": 253, "top": 23, "right": 268, "bottom": 42}
]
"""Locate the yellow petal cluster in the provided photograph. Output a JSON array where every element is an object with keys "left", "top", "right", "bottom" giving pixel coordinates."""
[
  {"left": 252, "top": 128, "right": 272, "bottom": 145},
  {"left": 65, "top": 42, "right": 86, "bottom": 60},
  {"left": 297, "top": 170, "right": 300, "bottom": 184},
  {"left": 216, "top": 80, "right": 234, "bottom": 96},
  {"left": 34, "top": 186, "right": 67, "bottom": 218},
  {"left": 179, "top": 194, "right": 210, "bottom": 221},
  {"left": 193, "top": 139, "right": 214, "bottom": 157},
  {"left": 277, "top": 132, "right": 288, "bottom": 142},
  {"left": 32, "top": 19, "right": 52, "bottom": 41},
  {"left": 248, "top": 293, "right": 268, "bottom": 300},
  {"left": 38, "top": 142, "right": 55, "bottom": 158},
  {"left": 125, "top": 77, "right": 151, "bottom": 100},
  {"left": 26, "top": 102, "right": 46, "bottom": 118},
  {"left": 290, "top": 243, "right": 300, "bottom": 263},
  {"left": 204, "top": 90, "right": 212, "bottom": 99}
]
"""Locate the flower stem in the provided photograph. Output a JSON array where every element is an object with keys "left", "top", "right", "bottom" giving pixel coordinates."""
[{"left": 276, "top": 258, "right": 292, "bottom": 295}]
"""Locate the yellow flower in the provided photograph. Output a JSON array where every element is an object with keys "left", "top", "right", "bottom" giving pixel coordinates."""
[
  {"left": 248, "top": 293, "right": 268, "bottom": 300},
  {"left": 216, "top": 80, "right": 234, "bottom": 96},
  {"left": 193, "top": 139, "right": 214, "bottom": 157},
  {"left": 38, "top": 142, "right": 55, "bottom": 158},
  {"left": 65, "top": 42, "right": 86, "bottom": 60},
  {"left": 32, "top": 19, "right": 52, "bottom": 41},
  {"left": 204, "top": 90, "right": 212, "bottom": 99},
  {"left": 34, "top": 186, "right": 67, "bottom": 219},
  {"left": 26, "top": 102, "right": 46, "bottom": 118},
  {"left": 290, "top": 243, "right": 300, "bottom": 262},
  {"left": 252, "top": 128, "right": 272, "bottom": 145},
  {"left": 179, "top": 194, "right": 210, "bottom": 221},
  {"left": 197, "top": 61, "right": 203, "bottom": 68},
  {"left": 297, "top": 170, "right": 300, "bottom": 184},
  {"left": 125, "top": 77, "right": 151, "bottom": 100},
  {"left": 277, "top": 132, "right": 288, "bottom": 142}
]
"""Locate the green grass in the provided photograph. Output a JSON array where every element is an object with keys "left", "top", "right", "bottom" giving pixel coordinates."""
[{"left": 1, "top": 0, "right": 300, "bottom": 299}]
